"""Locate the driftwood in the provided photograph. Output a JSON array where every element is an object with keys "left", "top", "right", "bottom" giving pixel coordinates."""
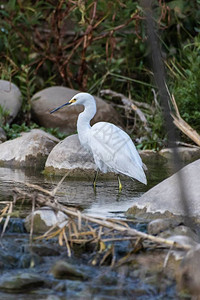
[
  {"left": 170, "top": 93, "right": 200, "bottom": 147},
  {"left": 100, "top": 89, "right": 152, "bottom": 133}
]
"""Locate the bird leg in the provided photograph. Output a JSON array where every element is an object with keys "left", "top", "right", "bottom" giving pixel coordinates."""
[
  {"left": 118, "top": 175, "right": 122, "bottom": 192},
  {"left": 93, "top": 170, "right": 99, "bottom": 191}
]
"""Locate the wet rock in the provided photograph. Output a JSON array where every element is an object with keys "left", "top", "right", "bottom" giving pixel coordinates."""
[
  {"left": 159, "top": 147, "right": 200, "bottom": 162},
  {"left": 0, "top": 249, "right": 18, "bottom": 269},
  {"left": 0, "top": 272, "right": 44, "bottom": 292},
  {"left": 31, "top": 86, "right": 122, "bottom": 134},
  {"left": 0, "top": 129, "right": 59, "bottom": 169},
  {"left": 44, "top": 134, "right": 96, "bottom": 176},
  {"left": 18, "top": 253, "right": 43, "bottom": 268},
  {"left": 176, "top": 245, "right": 200, "bottom": 297},
  {"left": 147, "top": 218, "right": 182, "bottom": 235},
  {"left": 51, "top": 260, "right": 85, "bottom": 280},
  {"left": 25, "top": 207, "right": 68, "bottom": 234},
  {"left": 159, "top": 225, "right": 200, "bottom": 243},
  {"left": 27, "top": 243, "right": 61, "bottom": 256},
  {"left": 0, "top": 127, "right": 7, "bottom": 143},
  {"left": 0, "top": 80, "right": 22, "bottom": 124},
  {"left": 167, "top": 235, "right": 198, "bottom": 248},
  {"left": 127, "top": 159, "right": 200, "bottom": 219}
]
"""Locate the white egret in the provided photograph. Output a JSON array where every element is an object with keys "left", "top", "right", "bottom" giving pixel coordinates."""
[{"left": 50, "top": 93, "right": 147, "bottom": 190}]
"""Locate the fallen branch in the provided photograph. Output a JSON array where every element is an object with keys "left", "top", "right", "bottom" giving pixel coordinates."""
[
  {"left": 14, "top": 186, "right": 192, "bottom": 251},
  {"left": 100, "top": 89, "right": 152, "bottom": 133},
  {"left": 166, "top": 89, "right": 200, "bottom": 147}
]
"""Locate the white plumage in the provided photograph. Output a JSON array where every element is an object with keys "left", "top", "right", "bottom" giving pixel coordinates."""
[{"left": 51, "top": 92, "right": 147, "bottom": 186}]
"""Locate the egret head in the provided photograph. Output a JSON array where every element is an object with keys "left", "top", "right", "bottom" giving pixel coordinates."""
[{"left": 50, "top": 92, "right": 95, "bottom": 114}]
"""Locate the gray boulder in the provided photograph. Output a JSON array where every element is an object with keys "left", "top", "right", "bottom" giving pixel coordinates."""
[
  {"left": 31, "top": 86, "right": 122, "bottom": 134},
  {"left": 127, "top": 159, "right": 200, "bottom": 219},
  {"left": 0, "top": 129, "right": 59, "bottom": 169},
  {"left": 0, "top": 80, "right": 22, "bottom": 123},
  {"left": 45, "top": 134, "right": 96, "bottom": 176}
]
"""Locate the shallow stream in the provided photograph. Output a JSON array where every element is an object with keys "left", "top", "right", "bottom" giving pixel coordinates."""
[{"left": 0, "top": 160, "right": 185, "bottom": 299}]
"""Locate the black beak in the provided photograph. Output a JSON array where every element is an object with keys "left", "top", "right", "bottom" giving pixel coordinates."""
[{"left": 50, "top": 102, "right": 71, "bottom": 114}]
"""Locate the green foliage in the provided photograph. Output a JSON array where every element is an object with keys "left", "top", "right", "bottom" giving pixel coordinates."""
[
  {"left": 3, "top": 122, "right": 66, "bottom": 140},
  {"left": 0, "top": 105, "right": 10, "bottom": 126},
  {"left": 169, "top": 34, "right": 200, "bottom": 132},
  {"left": 0, "top": 0, "right": 200, "bottom": 149}
]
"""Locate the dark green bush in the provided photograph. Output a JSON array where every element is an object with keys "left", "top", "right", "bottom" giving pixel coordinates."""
[{"left": 0, "top": 0, "right": 200, "bottom": 148}]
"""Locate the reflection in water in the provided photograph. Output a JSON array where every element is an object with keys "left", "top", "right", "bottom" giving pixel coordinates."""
[{"left": 0, "top": 160, "right": 174, "bottom": 218}]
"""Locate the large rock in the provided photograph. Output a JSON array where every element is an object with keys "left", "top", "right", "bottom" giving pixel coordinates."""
[
  {"left": 0, "top": 129, "right": 59, "bottom": 169},
  {"left": 31, "top": 86, "right": 122, "bottom": 134},
  {"left": 127, "top": 159, "right": 200, "bottom": 219},
  {"left": 0, "top": 80, "right": 22, "bottom": 123},
  {"left": 44, "top": 134, "right": 96, "bottom": 176}
]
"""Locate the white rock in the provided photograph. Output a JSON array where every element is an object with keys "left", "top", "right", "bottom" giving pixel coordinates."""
[
  {"left": 127, "top": 159, "right": 200, "bottom": 218},
  {"left": 0, "top": 80, "right": 22, "bottom": 123},
  {"left": 0, "top": 129, "right": 59, "bottom": 168},
  {"left": 31, "top": 86, "right": 122, "bottom": 134},
  {"left": 45, "top": 134, "right": 96, "bottom": 176},
  {"left": 25, "top": 207, "right": 68, "bottom": 234}
]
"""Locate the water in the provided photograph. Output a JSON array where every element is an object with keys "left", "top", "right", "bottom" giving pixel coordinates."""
[
  {"left": 0, "top": 161, "right": 184, "bottom": 299},
  {"left": 0, "top": 160, "right": 172, "bottom": 217}
]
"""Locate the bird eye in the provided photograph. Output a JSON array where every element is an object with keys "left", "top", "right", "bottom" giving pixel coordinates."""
[{"left": 69, "top": 98, "right": 76, "bottom": 104}]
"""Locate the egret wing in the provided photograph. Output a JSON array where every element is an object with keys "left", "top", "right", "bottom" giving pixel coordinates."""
[{"left": 90, "top": 122, "right": 147, "bottom": 184}]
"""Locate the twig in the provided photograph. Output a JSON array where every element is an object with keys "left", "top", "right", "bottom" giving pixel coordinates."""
[
  {"left": 14, "top": 187, "right": 192, "bottom": 251},
  {"left": 170, "top": 94, "right": 200, "bottom": 147},
  {"left": 100, "top": 89, "right": 151, "bottom": 132}
]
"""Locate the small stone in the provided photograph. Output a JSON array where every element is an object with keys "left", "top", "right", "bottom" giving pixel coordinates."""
[
  {"left": 51, "top": 260, "right": 85, "bottom": 280},
  {"left": 25, "top": 207, "right": 68, "bottom": 234},
  {"left": 0, "top": 272, "right": 44, "bottom": 291},
  {"left": 18, "top": 253, "right": 43, "bottom": 268},
  {"left": 167, "top": 235, "right": 198, "bottom": 247},
  {"left": 159, "top": 225, "right": 200, "bottom": 243},
  {"left": 147, "top": 218, "right": 181, "bottom": 235},
  {"left": 176, "top": 245, "right": 200, "bottom": 296}
]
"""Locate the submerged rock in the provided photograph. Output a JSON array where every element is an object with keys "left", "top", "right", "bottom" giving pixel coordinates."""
[
  {"left": 127, "top": 159, "right": 200, "bottom": 219},
  {"left": 51, "top": 260, "right": 85, "bottom": 280},
  {"left": 176, "top": 245, "right": 200, "bottom": 297},
  {"left": 25, "top": 207, "right": 68, "bottom": 234},
  {"left": 0, "top": 129, "right": 59, "bottom": 169},
  {"left": 0, "top": 80, "right": 22, "bottom": 123},
  {"left": 31, "top": 86, "right": 122, "bottom": 134},
  {"left": 44, "top": 134, "right": 96, "bottom": 176},
  {"left": 0, "top": 272, "right": 44, "bottom": 291}
]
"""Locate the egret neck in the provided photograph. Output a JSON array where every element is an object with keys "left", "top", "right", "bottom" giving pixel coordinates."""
[{"left": 77, "top": 98, "right": 96, "bottom": 150}]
